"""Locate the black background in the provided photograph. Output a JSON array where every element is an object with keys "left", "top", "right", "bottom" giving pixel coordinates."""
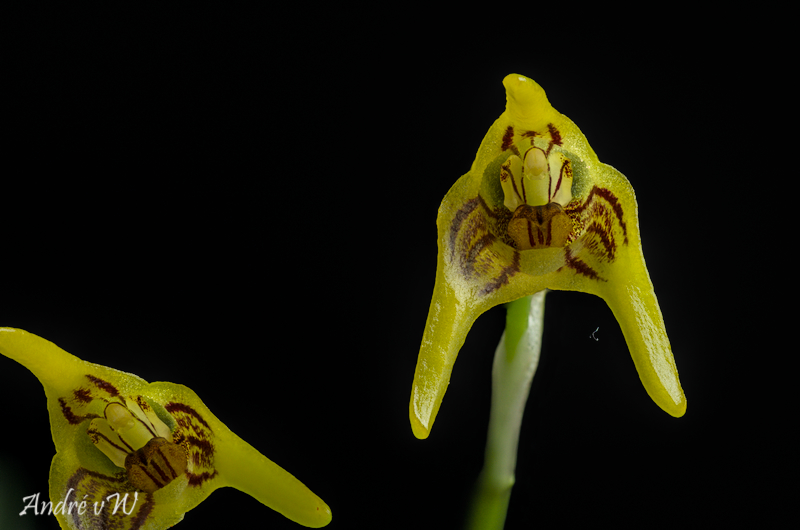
[{"left": 1, "top": 6, "right": 779, "bottom": 530}]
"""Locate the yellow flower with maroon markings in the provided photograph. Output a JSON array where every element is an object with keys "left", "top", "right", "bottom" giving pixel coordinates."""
[
  {"left": 0, "top": 327, "right": 332, "bottom": 529},
  {"left": 409, "top": 74, "right": 686, "bottom": 439}
]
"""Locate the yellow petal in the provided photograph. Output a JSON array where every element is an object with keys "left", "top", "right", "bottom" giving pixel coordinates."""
[
  {"left": 591, "top": 250, "right": 687, "bottom": 417},
  {"left": 214, "top": 426, "right": 332, "bottom": 528}
]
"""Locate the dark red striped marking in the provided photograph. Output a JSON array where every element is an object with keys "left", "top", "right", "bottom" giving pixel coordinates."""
[
  {"left": 65, "top": 467, "right": 154, "bottom": 530},
  {"left": 564, "top": 247, "right": 603, "bottom": 281},
  {"left": 187, "top": 470, "right": 219, "bottom": 487},
  {"left": 86, "top": 375, "right": 120, "bottom": 397},
  {"left": 164, "top": 402, "right": 211, "bottom": 430},
  {"left": 148, "top": 459, "right": 169, "bottom": 483},
  {"left": 132, "top": 462, "right": 166, "bottom": 490},
  {"left": 570, "top": 186, "right": 628, "bottom": 243},
  {"left": 125, "top": 438, "right": 188, "bottom": 493},
  {"left": 448, "top": 196, "right": 491, "bottom": 264},
  {"left": 89, "top": 428, "right": 132, "bottom": 454},
  {"left": 73, "top": 388, "right": 92, "bottom": 403},
  {"left": 585, "top": 222, "right": 616, "bottom": 260},
  {"left": 551, "top": 158, "right": 571, "bottom": 201},
  {"left": 547, "top": 123, "right": 562, "bottom": 145},
  {"left": 155, "top": 445, "right": 179, "bottom": 478},
  {"left": 165, "top": 401, "right": 216, "bottom": 487},
  {"left": 448, "top": 195, "right": 521, "bottom": 295},
  {"left": 480, "top": 250, "right": 521, "bottom": 295},
  {"left": 501, "top": 126, "right": 514, "bottom": 151},
  {"left": 58, "top": 397, "right": 99, "bottom": 425},
  {"left": 186, "top": 435, "right": 215, "bottom": 467},
  {"left": 128, "top": 493, "right": 155, "bottom": 530}
]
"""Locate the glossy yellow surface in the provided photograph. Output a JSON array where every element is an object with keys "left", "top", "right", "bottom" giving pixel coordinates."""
[
  {"left": 410, "top": 74, "right": 686, "bottom": 439},
  {"left": 0, "top": 328, "right": 331, "bottom": 529}
]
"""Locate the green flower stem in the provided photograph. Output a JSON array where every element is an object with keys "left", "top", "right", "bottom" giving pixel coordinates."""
[{"left": 466, "top": 290, "right": 547, "bottom": 530}]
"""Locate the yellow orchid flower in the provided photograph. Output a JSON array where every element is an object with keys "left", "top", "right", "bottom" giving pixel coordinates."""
[
  {"left": 410, "top": 73, "right": 686, "bottom": 439},
  {"left": 0, "top": 327, "right": 331, "bottom": 529}
]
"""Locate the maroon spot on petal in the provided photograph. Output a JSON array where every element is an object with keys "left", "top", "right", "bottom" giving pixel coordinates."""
[
  {"left": 73, "top": 387, "right": 93, "bottom": 403},
  {"left": 547, "top": 123, "right": 562, "bottom": 145},
  {"left": 134, "top": 396, "right": 152, "bottom": 412},
  {"left": 501, "top": 126, "right": 514, "bottom": 151},
  {"left": 85, "top": 375, "right": 120, "bottom": 397}
]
